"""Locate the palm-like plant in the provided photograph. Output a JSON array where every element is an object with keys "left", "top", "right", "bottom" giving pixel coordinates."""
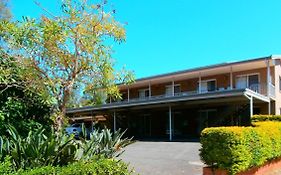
[
  {"left": 0, "top": 126, "right": 79, "bottom": 169},
  {"left": 80, "top": 125, "right": 132, "bottom": 159},
  {"left": 0, "top": 125, "right": 132, "bottom": 170}
]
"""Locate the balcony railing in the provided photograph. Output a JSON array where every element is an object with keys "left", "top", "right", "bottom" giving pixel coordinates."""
[
  {"left": 110, "top": 83, "right": 275, "bottom": 105},
  {"left": 246, "top": 83, "right": 275, "bottom": 98},
  {"left": 269, "top": 83, "right": 276, "bottom": 98}
]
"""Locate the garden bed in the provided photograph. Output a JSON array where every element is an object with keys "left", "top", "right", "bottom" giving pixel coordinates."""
[{"left": 203, "top": 157, "right": 281, "bottom": 175}]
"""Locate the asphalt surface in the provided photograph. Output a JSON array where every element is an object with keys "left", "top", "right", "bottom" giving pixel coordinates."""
[{"left": 119, "top": 141, "right": 204, "bottom": 175}]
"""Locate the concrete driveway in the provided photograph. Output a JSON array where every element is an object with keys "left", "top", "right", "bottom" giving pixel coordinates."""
[{"left": 119, "top": 141, "right": 204, "bottom": 175}]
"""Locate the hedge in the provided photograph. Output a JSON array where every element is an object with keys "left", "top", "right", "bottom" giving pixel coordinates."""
[
  {"left": 200, "top": 121, "right": 281, "bottom": 175},
  {"left": 251, "top": 114, "right": 281, "bottom": 122},
  {"left": 0, "top": 158, "right": 133, "bottom": 175}
]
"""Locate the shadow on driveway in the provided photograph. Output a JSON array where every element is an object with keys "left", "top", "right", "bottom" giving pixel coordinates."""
[{"left": 119, "top": 141, "right": 204, "bottom": 175}]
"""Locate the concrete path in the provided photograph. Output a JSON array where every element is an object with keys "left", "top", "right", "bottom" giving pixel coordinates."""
[{"left": 119, "top": 141, "right": 204, "bottom": 175}]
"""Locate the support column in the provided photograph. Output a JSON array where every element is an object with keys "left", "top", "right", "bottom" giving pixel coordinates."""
[
  {"left": 127, "top": 87, "right": 130, "bottom": 102},
  {"left": 250, "top": 96, "right": 253, "bottom": 117},
  {"left": 149, "top": 82, "right": 151, "bottom": 99},
  {"left": 169, "top": 105, "right": 172, "bottom": 141},
  {"left": 113, "top": 111, "right": 116, "bottom": 132},
  {"left": 199, "top": 73, "right": 202, "bottom": 93},
  {"left": 268, "top": 101, "right": 271, "bottom": 115},
  {"left": 266, "top": 59, "right": 271, "bottom": 97},
  {"left": 230, "top": 66, "right": 233, "bottom": 90},
  {"left": 172, "top": 80, "right": 175, "bottom": 96}
]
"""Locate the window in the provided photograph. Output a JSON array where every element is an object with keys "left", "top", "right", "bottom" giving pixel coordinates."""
[
  {"left": 248, "top": 74, "right": 259, "bottom": 87},
  {"left": 139, "top": 89, "right": 149, "bottom": 99},
  {"left": 200, "top": 80, "right": 216, "bottom": 92},
  {"left": 165, "top": 84, "right": 181, "bottom": 96},
  {"left": 174, "top": 85, "right": 181, "bottom": 94},
  {"left": 236, "top": 74, "right": 259, "bottom": 89}
]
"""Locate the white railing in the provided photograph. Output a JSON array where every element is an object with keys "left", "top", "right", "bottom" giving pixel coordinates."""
[
  {"left": 247, "top": 83, "right": 267, "bottom": 96},
  {"left": 269, "top": 83, "right": 276, "bottom": 98},
  {"left": 247, "top": 83, "right": 276, "bottom": 98},
  {"left": 109, "top": 83, "right": 275, "bottom": 105}
]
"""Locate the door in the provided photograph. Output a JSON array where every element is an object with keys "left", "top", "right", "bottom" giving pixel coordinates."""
[
  {"left": 165, "top": 85, "right": 173, "bottom": 96},
  {"left": 139, "top": 89, "right": 149, "bottom": 99},
  {"left": 198, "top": 109, "right": 217, "bottom": 135},
  {"left": 248, "top": 74, "right": 259, "bottom": 92},
  {"left": 201, "top": 82, "right": 208, "bottom": 93},
  {"left": 236, "top": 76, "right": 247, "bottom": 89}
]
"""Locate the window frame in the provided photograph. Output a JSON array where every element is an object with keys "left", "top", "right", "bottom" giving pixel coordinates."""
[
  {"left": 199, "top": 79, "right": 217, "bottom": 92},
  {"left": 165, "top": 84, "right": 181, "bottom": 95},
  {"left": 235, "top": 73, "right": 260, "bottom": 88},
  {"left": 138, "top": 88, "right": 150, "bottom": 98}
]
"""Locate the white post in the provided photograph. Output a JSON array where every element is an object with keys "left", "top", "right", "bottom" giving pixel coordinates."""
[
  {"left": 127, "top": 87, "right": 130, "bottom": 102},
  {"left": 172, "top": 80, "right": 175, "bottom": 96},
  {"left": 250, "top": 96, "right": 253, "bottom": 117},
  {"left": 230, "top": 66, "right": 233, "bottom": 90},
  {"left": 169, "top": 105, "right": 172, "bottom": 141},
  {"left": 149, "top": 82, "right": 151, "bottom": 99},
  {"left": 266, "top": 59, "right": 270, "bottom": 97},
  {"left": 199, "top": 73, "right": 202, "bottom": 93},
  {"left": 113, "top": 111, "right": 116, "bottom": 132}
]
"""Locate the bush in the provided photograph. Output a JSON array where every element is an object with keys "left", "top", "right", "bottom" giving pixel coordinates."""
[
  {"left": 0, "top": 156, "right": 14, "bottom": 174},
  {"left": 1, "top": 158, "right": 133, "bottom": 175},
  {"left": 0, "top": 126, "right": 132, "bottom": 170},
  {"left": 251, "top": 115, "right": 281, "bottom": 122},
  {"left": 200, "top": 121, "right": 281, "bottom": 175}
]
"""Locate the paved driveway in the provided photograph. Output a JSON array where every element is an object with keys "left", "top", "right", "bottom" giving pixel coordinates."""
[{"left": 119, "top": 141, "right": 204, "bottom": 175}]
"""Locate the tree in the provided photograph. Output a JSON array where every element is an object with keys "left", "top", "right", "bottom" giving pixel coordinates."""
[
  {"left": 0, "top": 55, "right": 52, "bottom": 135},
  {"left": 0, "top": 0, "right": 134, "bottom": 130},
  {"left": 0, "top": 0, "right": 12, "bottom": 20}
]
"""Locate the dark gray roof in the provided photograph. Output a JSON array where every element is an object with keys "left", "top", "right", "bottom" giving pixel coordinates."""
[{"left": 133, "top": 56, "right": 270, "bottom": 82}]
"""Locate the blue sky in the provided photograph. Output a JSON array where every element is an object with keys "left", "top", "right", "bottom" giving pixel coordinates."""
[{"left": 11, "top": 0, "right": 281, "bottom": 78}]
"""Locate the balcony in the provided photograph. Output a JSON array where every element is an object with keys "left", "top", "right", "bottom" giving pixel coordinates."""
[{"left": 111, "top": 83, "right": 275, "bottom": 105}]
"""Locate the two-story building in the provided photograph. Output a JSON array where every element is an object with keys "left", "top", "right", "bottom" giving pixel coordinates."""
[{"left": 67, "top": 55, "right": 281, "bottom": 141}]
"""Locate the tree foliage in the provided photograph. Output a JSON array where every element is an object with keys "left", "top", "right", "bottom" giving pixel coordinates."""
[
  {"left": 0, "top": 0, "right": 134, "bottom": 130},
  {"left": 0, "top": 0, "right": 12, "bottom": 20},
  {"left": 0, "top": 54, "right": 52, "bottom": 135}
]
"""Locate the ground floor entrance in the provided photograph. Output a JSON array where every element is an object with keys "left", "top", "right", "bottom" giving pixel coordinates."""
[
  {"left": 69, "top": 95, "right": 272, "bottom": 141},
  {"left": 111, "top": 101, "right": 265, "bottom": 140}
]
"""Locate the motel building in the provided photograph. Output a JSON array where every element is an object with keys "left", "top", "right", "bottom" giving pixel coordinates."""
[{"left": 67, "top": 55, "right": 281, "bottom": 141}]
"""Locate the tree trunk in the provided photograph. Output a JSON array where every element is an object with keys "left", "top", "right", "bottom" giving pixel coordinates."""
[{"left": 55, "top": 87, "right": 71, "bottom": 132}]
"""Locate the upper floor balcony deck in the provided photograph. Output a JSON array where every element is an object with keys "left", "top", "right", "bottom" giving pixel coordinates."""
[{"left": 111, "top": 82, "right": 275, "bottom": 105}]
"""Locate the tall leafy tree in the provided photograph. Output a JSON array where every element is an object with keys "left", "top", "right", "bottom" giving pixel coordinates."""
[
  {"left": 0, "top": 0, "right": 12, "bottom": 20},
  {"left": 0, "top": 0, "right": 52, "bottom": 135},
  {"left": 0, "top": 0, "right": 134, "bottom": 130}
]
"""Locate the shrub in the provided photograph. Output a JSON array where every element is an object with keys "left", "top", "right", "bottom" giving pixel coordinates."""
[
  {"left": 0, "top": 156, "right": 14, "bottom": 174},
  {"left": 251, "top": 115, "right": 281, "bottom": 122},
  {"left": 15, "top": 158, "right": 133, "bottom": 175},
  {"left": 200, "top": 121, "right": 281, "bottom": 175},
  {"left": 0, "top": 126, "right": 132, "bottom": 170},
  {"left": 0, "top": 126, "right": 78, "bottom": 169}
]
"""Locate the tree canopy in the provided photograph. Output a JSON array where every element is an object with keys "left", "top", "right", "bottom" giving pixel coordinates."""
[
  {"left": 0, "top": 0, "right": 134, "bottom": 130},
  {"left": 0, "top": 55, "right": 52, "bottom": 135},
  {"left": 0, "top": 0, "right": 12, "bottom": 20}
]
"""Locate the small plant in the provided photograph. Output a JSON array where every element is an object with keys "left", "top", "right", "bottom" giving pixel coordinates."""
[{"left": 79, "top": 124, "right": 132, "bottom": 159}]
